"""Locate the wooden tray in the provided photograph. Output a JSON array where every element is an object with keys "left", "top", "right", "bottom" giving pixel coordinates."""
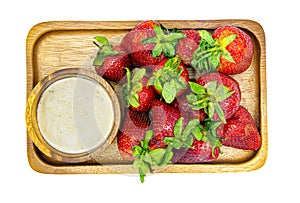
[{"left": 26, "top": 20, "right": 267, "bottom": 174}]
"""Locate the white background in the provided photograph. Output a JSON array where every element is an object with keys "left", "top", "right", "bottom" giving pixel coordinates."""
[{"left": 1, "top": 0, "right": 299, "bottom": 202}]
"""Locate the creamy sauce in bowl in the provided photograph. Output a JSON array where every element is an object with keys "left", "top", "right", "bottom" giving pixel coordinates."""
[{"left": 37, "top": 77, "right": 115, "bottom": 155}]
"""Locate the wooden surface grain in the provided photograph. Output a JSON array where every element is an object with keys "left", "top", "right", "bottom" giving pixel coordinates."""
[{"left": 26, "top": 20, "right": 267, "bottom": 174}]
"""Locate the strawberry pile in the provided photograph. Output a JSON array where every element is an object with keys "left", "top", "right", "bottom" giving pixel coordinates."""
[{"left": 92, "top": 20, "right": 261, "bottom": 183}]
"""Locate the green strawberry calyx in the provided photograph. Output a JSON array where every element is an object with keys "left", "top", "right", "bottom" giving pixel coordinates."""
[
  {"left": 187, "top": 81, "right": 235, "bottom": 123},
  {"left": 93, "top": 36, "right": 120, "bottom": 66},
  {"left": 147, "top": 56, "right": 187, "bottom": 104},
  {"left": 142, "top": 24, "right": 186, "bottom": 58},
  {"left": 132, "top": 117, "right": 223, "bottom": 183},
  {"left": 164, "top": 117, "right": 198, "bottom": 150},
  {"left": 202, "top": 119, "right": 223, "bottom": 157},
  {"left": 132, "top": 130, "right": 171, "bottom": 183},
  {"left": 122, "top": 68, "right": 146, "bottom": 108},
  {"left": 165, "top": 117, "right": 222, "bottom": 158},
  {"left": 132, "top": 117, "right": 198, "bottom": 183},
  {"left": 191, "top": 30, "right": 236, "bottom": 72}
]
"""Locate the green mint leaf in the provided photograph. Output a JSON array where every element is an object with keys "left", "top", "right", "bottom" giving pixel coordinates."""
[
  {"left": 221, "top": 49, "right": 235, "bottom": 63},
  {"left": 94, "top": 36, "right": 109, "bottom": 45},
  {"left": 174, "top": 117, "right": 184, "bottom": 139},
  {"left": 214, "top": 102, "right": 226, "bottom": 123},
  {"left": 132, "top": 68, "right": 146, "bottom": 83},
  {"left": 220, "top": 34, "right": 236, "bottom": 47},
  {"left": 189, "top": 82, "right": 206, "bottom": 95},
  {"left": 162, "top": 80, "right": 177, "bottom": 104}
]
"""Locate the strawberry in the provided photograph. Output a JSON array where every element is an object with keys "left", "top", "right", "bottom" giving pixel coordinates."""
[
  {"left": 121, "top": 20, "right": 164, "bottom": 67},
  {"left": 176, "top": 29, "right": 201, "bottom": 66},
  {"left": 173, "top": 140, "right": 220, "bottom": 163},
  {"left": 171, "top": 92, "right": 206, "bottom": 122},
  {"left": 217, "top": 106, "right": 261, "bottom": 150},
  {"left": 213, "top": 26, "right": 254, "bottom": 74},
  {"left": 121, "top": 68, "right": 157, "bottom": 112},
  {"left": 117, "top": 133, "right": 140, "bottom": 161},
  {"left": 121, "top": 20, "right": 185, "bottom": 67},
  {"left": 148, "top": 100, "right": 182, "bottom": 149},
  {"left": 188, "top": 72, "right": 241, "bottom": 123},
  {"left": 117, "top": 109, "right": 151, "bottom": 160},
  {"left": 166, "top": 118, "right": 222, "bottom": 163},
  {"left": 147, "top": 56, "right": 189, "bottom": 104},
  {"left": 191, "top": 26, "right": 254, "bottom": 74},
  {"left": 93, "top": 36, "right": 131, "bottom": 82}
]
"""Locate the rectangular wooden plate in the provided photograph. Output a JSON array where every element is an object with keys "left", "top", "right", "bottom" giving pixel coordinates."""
[{"left": 26, "top": 20, "right": 267, "bottom": 174}]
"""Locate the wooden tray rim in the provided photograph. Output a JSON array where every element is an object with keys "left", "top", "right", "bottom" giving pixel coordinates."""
[{"left": 26, "top": 20, "right": 267, "bottom": 174}]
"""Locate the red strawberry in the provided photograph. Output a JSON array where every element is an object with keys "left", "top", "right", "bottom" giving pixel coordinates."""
[
  {"left": 169, "top": 118, "right": 222, "bottom": 163},
  {"left": 171, "top": 93, "right": 206, "bottom": 122},
  {"left": 121, "top": 20, "right": 185, "bottom": 67},
  {"left": 117, "top": 133, "right": 140, "bottom": 161},
  {"left": 148, "top": 100, "right": 182, "bottom": 149},
  {"left": 176, "top": 30, "right": 201, "bottom": 66},
  {"left": 188, "top": 72, "right": 241, "bottom": 123},
  {"left": 148, "top": 56, "right": 189, "bottom": 104},
  {"left": 121, "top": 20, "right": 164, "bottom": 67},
  {"left": 213, "top": 26, "right": 254, "bottom": 74},
  {"left": 117, "top": 109, "right": 151, "bottom": 160},
  {"left": 217, "top": 106, "right": 261, "bottom": 150},
  {"left": 122, "top": 68, "right": 157, "bottom": 112},
  {"left": 173, "top": 140, "right": 220, "bottom": 163},
  {"left": 93, "top": 36, "right": 131, "bottom": 82},
  {"left": 197, "top": 72, "right": 241, "bottom": 121},
  {"left": 191, "top": 26, "right": 254, "bottom": 74}
]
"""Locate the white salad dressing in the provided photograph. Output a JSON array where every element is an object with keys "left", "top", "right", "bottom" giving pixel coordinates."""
[{"left": 37, "top": 77, "right": 115, "bottom": 154}]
